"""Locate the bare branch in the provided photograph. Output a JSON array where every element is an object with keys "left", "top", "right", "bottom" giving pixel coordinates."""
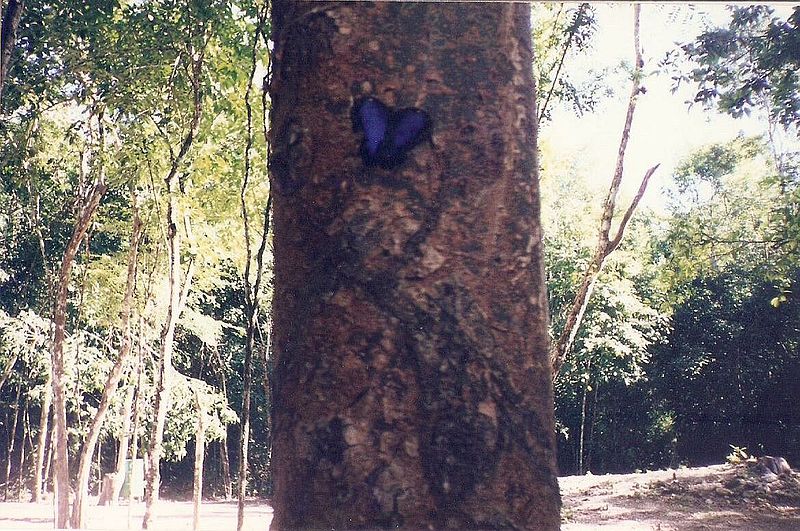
[
  {"left": 606, "top": 163, "right": 660, "bottom": 254},
  {"left": 550, "top": 4, "right": 658, "bottom": 381}
]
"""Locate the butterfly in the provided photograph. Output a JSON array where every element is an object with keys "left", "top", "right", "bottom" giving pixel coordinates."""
[{"left": 352, "top": 97, "right": 432, "bottom": 169}]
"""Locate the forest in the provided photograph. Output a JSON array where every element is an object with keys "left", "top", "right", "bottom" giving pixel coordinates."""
[{"left": 0, "top": 1, "right": 798, "bottom": 530}]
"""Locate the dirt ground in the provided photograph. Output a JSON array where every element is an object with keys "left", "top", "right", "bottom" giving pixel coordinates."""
[
  {"left": 0, "top": 499, "right": 274, "bottom": 530},
  {"left": 1, "top": 463, "right": 799, "bottom": 529},
  {"left": 561, "top": 463, "right": 800, "bottom": 530}
]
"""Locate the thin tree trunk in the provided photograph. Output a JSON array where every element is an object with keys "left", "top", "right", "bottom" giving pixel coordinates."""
[
  {"left": 32, "top": 368, "right": 51, "bottom": 502},
  {"left": 0, "top": 0, "right": 24, "bottom": 105},
  {"left": 236, "top": 324, "right": 254, "bottom": 531},
  {"left": 126, "top": 320, "right": 145, "bottom": 528},
  {"left": 237, "top": 7, "right": 270, "bottom": 528},
  {"left": 219, "top": 437, "right": 231, "bottom": 500},
  {"left": 214, "top": 359, "right": 232, "bottom": 500},
  {"left": 586, "top": 383, "right": 599, "bottom": 472},
  {"left": 109, "top": 382, "right": 135, "bottom": 505},
  {"left": 142, "top": 33, "right": 205, "bottom": 528},
  {"left": 578, "top": 383, "right": 588, "bottom": 475},
  {"left": 142, "top": 200, "right": 194, "bottom": 528},
  {"left": 192, "top": 389, "right": 206, "bottom": 531},
  {"left": 0, "top": 352, "right": 18, "bottom": 393},
  {"left": 550, "top": 4, "right": 659, "bottom": 380},
  {"left": 51, "top": 174, "right": 108, "bottom": 528},
  {"left": 3, "top": 384, "right": 21, "bottom": 501},
  {"left": 43, "top": 428, "right": 53, "bottom": 496},
  {"left": 16, "top": 399, "right": 28, "bottom": 501},
  {"left": 269, "top": 3, "right": 559, "bottom": 528},
  {"left": 70, "top": 198, "right": 143, "bottom": 527}
]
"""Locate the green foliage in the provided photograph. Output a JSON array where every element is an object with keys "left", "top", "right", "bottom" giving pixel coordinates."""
[
  {"left": 648, "top": 137, "right": 800, "bottom": 467},
  {"left": 532, "top": 3, "right": 613, "bottom": 122},
  {"left": 1, "top": 0, "right": 273, "bottom": 497},
  {"left": 726, "top": 445, "right": 752, "bottom": 464},
  {"left": 680, "top": 6, "right": 800, "bottom": 131}
]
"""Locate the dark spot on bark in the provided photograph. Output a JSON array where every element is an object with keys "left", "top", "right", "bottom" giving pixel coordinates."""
[
  {"left": 493, "top": 305, "right": 511, "bottom": 327},
  {"left": 313, "top": 417, "right": 347, "bottom": 465},
  {"left": 421, "top": 409, "right": 500, "bottom": 504},
  {"left": 491, "top": 132, "right": 505, "bottom": 158},
  {"left": 281, "top": 12, "right": 336, "bottom": 81},
  {"left": 269, "top": 151, "right": 302, "bottom": 195},
  {"left": 325, "top": 98, "right": 351, "bottom": 118}
]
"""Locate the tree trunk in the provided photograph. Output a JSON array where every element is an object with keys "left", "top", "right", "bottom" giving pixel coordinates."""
[
  {"left": 578, "top": 384, "right": 587, "bottom": 475},
  {"left": 70, "top": 199, "right": 143, "bottom": 528},
  {"left": 51, "top": 176, "right": 108, "bottom": 528},
  {"left": 142, "top": 189, "right": 186, "bottom": 528},
  {"left": 219, "top": 437, "right": 232, "bottom": 500},
  {"left": 213, "top": 350, "right": 232, "bottom": 499},
  {"left": 268, "top": 3, "right": 559, "bottom": 529},
  {"left": 0, "top": 0, "right": 24, "bottom": 105},
  {"left": 238, "top": 7, "right": 271, "bottom": 526},
  {"left": 43, "top": 429, "right": 53, "bottom": 496},
  {"left": 215, "top": 362, "right": 232, "bottom": 500},
  {"left": 192, "top": 390, "right": 206, "bottom": 531},
  {"left": 549, "top": 4, "right": 659, "bottom": 379},
  {"left": 236, "top": 323, "right": 254, "bottom": 531},
  {"left": 32, "top": 367, "right": 51, "bottom": 502},
  {"left": 142, "top": 206, "right": 196, "bottom": 528},
  {"left": 3, "top": 384, "right": 21, "bottom": 501},
  {"left": 109, "top": 381, "right": 135, "bottom": 505},
  {"left": 142, "top": 38, "right": 204, "bottom": 528},
  {"left": 16, "top": 399, "right": 29, "bottom": 501}
]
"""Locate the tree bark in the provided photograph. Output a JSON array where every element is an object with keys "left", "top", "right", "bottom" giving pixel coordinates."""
[
  {"left": 110, "top": 372, "right": 136, "bottom": 504},
  {"left": 269, "top": 3, "right": 559, "bottom": 528},
  {"left": 31, "top": 367, "right": 50, "bottom": 502},
  {"left": 51, "top": 176, "right": 107, "bottom": 528},
  {"left": 70, "top": 199, "right": 143, "bottom": 527},
  {"left": 236, "top": 6, "right": 272, "bottom": 531},
  {"left": 141, "top": 189, "right": 194, "bottom": 528},
  {"left": 3, "top": 384, "right": 21, "bottom": 501},
  {"left": 213, "top": 351, "right": 232, "bottom": 499},
  {"left": 549, "top": 4, "right": 659, "bottom": 380},
  {"left": 142, "top": 36, "right": 204, "bottom": 528},
  {"left": 238, "top": 7, "right": 270, "bottom": 526},
  {"left": 16, "top": 399, "right": 29, "bottom": 501},
  {"left": 192, "top": 389, "right": 206, "bottom": 531},
  {"left": 0, "top": 0, "right": 24, "bottom": 106}
]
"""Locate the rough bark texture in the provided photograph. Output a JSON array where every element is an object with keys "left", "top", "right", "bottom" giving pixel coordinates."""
[{"left": 268, "top": 2, "right": 559, "bottom": 529}]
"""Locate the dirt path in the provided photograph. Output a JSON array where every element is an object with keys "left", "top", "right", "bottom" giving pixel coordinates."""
[{"left": 561, "top": 463, "right": 800, "bottom": 530}]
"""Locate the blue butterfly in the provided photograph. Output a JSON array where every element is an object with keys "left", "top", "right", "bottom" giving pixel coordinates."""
[{"left": 352, "top": 97, "right": 432, "bottom": 169}]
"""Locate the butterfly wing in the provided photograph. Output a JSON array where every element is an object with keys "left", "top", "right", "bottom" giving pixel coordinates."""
[
  {"left": 390, "top": 108, "right": 431, "bottom": 152},
  {"left": 353, "top": 97, "right": 390, "bottom": 157}
]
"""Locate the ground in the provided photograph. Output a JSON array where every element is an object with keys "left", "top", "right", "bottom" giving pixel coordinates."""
[
  {"left": 0, "top": 499, "right": 273, "bottom": 530},
  {"left": 0, "top": 463, "right": 798, "bottom": 529},
  {"left": 561, "top": 462, "right": 800, "bottom": 530}
]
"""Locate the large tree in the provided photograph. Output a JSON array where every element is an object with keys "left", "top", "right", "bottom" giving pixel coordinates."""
[{"left": 268, "top": 2, "right": 559, "bottom": 528}]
